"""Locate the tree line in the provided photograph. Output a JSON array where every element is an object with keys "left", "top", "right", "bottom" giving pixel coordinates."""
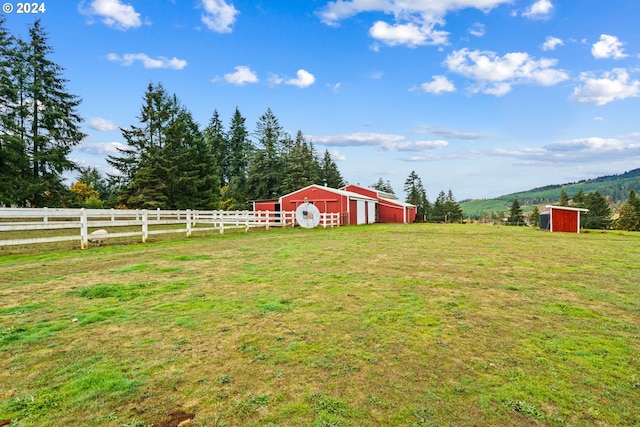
[{"left": 0, "top": 19, "right": 345, "bottom": 210}]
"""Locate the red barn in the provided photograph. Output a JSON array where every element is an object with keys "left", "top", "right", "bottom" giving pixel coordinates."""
[
  {"left": 279, "top": 184, "right": 377, "bottom": 225},
  {"left": 545, "top": 205, "right": 589, "bottom": 233},
  {"left": 342, "top": 184, "right": 417, "bottom": 224}
]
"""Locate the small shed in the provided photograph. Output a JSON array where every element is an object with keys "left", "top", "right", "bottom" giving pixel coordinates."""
[
  {"left": 279, "top": 184, "right": 378, "bottom": 225},
  {"left": 543, "top": 205, "right": 589, "bottom": 233}
]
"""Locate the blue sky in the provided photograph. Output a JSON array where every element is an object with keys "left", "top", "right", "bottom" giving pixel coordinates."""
[{"left": 4, "top": 0, "right": 640, "bottom": 200}]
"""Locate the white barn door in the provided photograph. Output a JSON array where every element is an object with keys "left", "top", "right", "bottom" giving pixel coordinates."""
[
  {"left": 357, "top": 200, "right": 366, "bottom": 224},
  {"left": 367, "top": 201, "right": 376, "bottom": 224}
]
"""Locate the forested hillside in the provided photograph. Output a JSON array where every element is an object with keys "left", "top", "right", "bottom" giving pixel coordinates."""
[{"left": 461, "top": 168, "right": 640, "bottom": 219}]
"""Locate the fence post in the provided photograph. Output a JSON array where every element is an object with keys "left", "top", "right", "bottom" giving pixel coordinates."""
[
  {"left": 265, "top": 211, "right": 270, "bottom": 230},
  {"left": 186, "top": 209, "right": 192, "bottom": 237},
  {"left": 142, "top": 209, "right": 148, "bottom": 243},
  {"left": 43, "top": 207, "right": 48, "bottom": 223},
  {"left": 110, "top": 208, "right": 115, "bottom": 223},
  {"left": 157, "top": 208, "right": 161, "bottom": 220},
  {"left": 80, "top": 208, "right": 88, "bottom": 249}
]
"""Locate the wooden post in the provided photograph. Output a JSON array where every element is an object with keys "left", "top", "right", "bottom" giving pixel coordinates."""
[
  {"left": 80, "top": 208, "right": 88, "bottom": 249},
  {"left": 142, "top": 209, "right": 148, "bottom": 243},
  {"left": 43, "top": 207, "right": 48, "bottom": 223},
  {"left": 265, "top": 210, "right": 270, "bottom": 230},
  {"left": 186, "top": 209, "right": 192, "bottom": 237}
]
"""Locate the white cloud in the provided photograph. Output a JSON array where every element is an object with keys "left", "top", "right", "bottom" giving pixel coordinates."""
[
  {"left": 223, "top": 65, "right": 258, "bottom": 85},
  {"left": 326, "top": 82, "right": 342, "bottom": 93},
  {"left": 286, "top": 69, "right": 316, "bottom": 88},
  {"left": 571, "top": 69, "right": 640, "bottom": 105},
  {"left": 522, "top": 0, "right": 553, "bottom": 19},
  {"left": 82, "top": 0, "right": 142, "bottom": 30},
  {"left": 318, "top": 0, "right": 510, "bottom": 47},
  {"left": 414, "top": 126, "right": 484, "bottom": 140},
  {"left": 444, "top": 48, "right": 569, "bottom": 95},
  {"left": 542, "top": 36, "right": 563, "bottom": 51},
  {"left": 329, "top": 149, "right": 347, "bottom": 161},
  {"left": 592, "top": 34, "right": 628, "bottom": 59},
  {"left": 486, "top": 135, "right": 640, "bottom": 165},
  {"left": 368, "top": 19, "right": 448, "bottom": 47},
  {"left": 77, "top": 141, "right": 126, "bottom": 155},
  {"left": 468, "top": 23, "right": 485, "bottom": 37},
  {"left": 88, "top": 117, "right": 118, "bottom": 131},
  {"left": 107, "top": 53, "right": 187, "bottom": 70},
  {"left": 414, "top": 75, "right": 455, "bottom": 94},
  {"left": 311, "top": 132, "right": 448, "bottom": 152},
  {"left": 200, "top": 0, "right": 239, "bottom": 33}
]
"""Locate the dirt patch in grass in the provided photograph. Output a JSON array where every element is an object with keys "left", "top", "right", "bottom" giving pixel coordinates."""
[{"left": 153, "top": 410, "right": 195, "bottom": 427}]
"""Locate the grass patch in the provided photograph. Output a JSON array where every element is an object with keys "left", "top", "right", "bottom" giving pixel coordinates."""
[{"left": 1, "top": 224, "right": 639, "bottom": 426}]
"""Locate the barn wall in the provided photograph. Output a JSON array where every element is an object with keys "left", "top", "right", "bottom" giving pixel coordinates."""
[
  {"left": 253, "top": 200, "right": 279, "bottom": 211},
  {"left": 407, "top": 207, "right": 417, "bottom": 223},
  {"left": 343, "top": 185, "right": 378, "bottom": 199},
  {"left": 378, "top": 204, "right": 404, "bottom": 223},
  {"left": 552, "top": 209, "right": 579, "bottom": 232},
  {"left": 280, "top": 187, "right": 349, "bottom": 225}
]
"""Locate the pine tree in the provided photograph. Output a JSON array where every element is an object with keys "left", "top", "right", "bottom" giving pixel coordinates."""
[
  {"left": 0, "top": 16, "right": 25, "bottom": 206},
  {"left": 281, "top": 130, "right": 320, "bottom": 194},
  {"left": 559, "top": 189, "right": 569, "bottom": 206},
  {"left": 403, "top": 171, "right": 429, "bottom": 220},
  {"left": 529, "top": 206, "right": 540, "bottom": 227},
  {"left": 319, "top": 149, "right": 345, "bottom": 188},
  {"left": 2, "top": 20, "right": 85, "bottom": 207},
  {"left": 582, "top": 191, "right": 611, "bottom": 229},
  {"left": 615, "top": 203, "right": 638, "bottom": 231},
  {"left": 203, "top": 109, "right": 228, "bottom": 186},
  {"left": 248, "top": 108, "right": 285, "bottom": 200},
  {"left": 444, "top": 190, "right": 463, "bottom": 223},
  {"left": 507, "top": 198, "right": 524, "bottom": 225},
  {"left": 223, "top": 108, "right": 253, "bottom": 209},
  {"left": 432, "top": 190, "right": 447, "bottom": 222},
  {"left": 372, "top": 177, "right": 395, "bottom": 195}
]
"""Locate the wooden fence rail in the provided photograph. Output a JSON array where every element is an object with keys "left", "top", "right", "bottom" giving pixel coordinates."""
[{"left": 0, "top": 208, "right": 336, "bottom": 249}]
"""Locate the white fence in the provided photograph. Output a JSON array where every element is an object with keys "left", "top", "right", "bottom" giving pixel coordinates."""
[{"left": 0, "top": 208, "right": 340, "bottom": 249}]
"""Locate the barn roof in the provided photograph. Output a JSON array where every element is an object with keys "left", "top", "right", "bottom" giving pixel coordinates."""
[
  {"left": 378, "top": 197, "right": 416, "bottom": 208},
  {"left": 545, "top": 205, "right": 589, "bottom": 212},
  {"left": 281, "top": 184, "right": 378, "bottom": 202}
]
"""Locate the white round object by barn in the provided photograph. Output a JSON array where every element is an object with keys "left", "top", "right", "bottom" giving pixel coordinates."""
[{"left": 295, "top": 203, "right": 321, "bottom": 228}]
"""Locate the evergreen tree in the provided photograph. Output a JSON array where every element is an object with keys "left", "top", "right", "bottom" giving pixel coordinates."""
[
  {"left": 0, "top": 16, "right": 25, "bottom": 206},
  {"left": 403, "top": 170, "right": 429, "bottom": 220},
  {"left": 2, "top": 20, "right": 85, "bottom": 207},
  {"left": 582, "top": 191, "right": 612, "bottom": 229},
  {"left": 507, "top": 198, "right": 525, "bottom": 225},
  {"left": 108, "top": 83, "right": 219, "bottom": 209},
  {"left": 76, "top": 166, "right": 109, "bottom": 201},
  {"left": 248, "top": 108, "right": 285, "bottom": 200},
  {"left": 203, "top": 109, "right": 228, "bottom": 186},
  {"left": 529, "top": 206, "right": 540, "bottom": 227},
  {"left": 319, "top": 149, "right": 345, "bottom": 188},
  {"left": 444, "top": 189, "right": 464, "bottom": 223},
  {"left": 615, "top": 203, "right": 639, "bottom": 231},
  {"left": 628, "top": 190, "right": 640, "bottom": 213},
  {"left": 372, "top": 177, "right": 395, "bottom": 195},
  {"left": 572, "top": 188, "right": 585, "bottom": 205},
  {"left": 559, "top": 189, "right": 569, "bottom": 206},
  {"left": 432, "top": 191, "right": 447, "bottom": 222},
  {"left": 223, "top": 108, "right": 253, "bottom": 209},
  {"left": 281, "top": 130, "right": 320, "bottom": 194}
]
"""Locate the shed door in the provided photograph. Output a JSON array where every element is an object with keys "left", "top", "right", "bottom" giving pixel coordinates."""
[
  {"left": 357, "top": 200, "right": 366, "bottom": 225},
  {"left": 367, "top": 201, "right": 376, "bottom": 224}
]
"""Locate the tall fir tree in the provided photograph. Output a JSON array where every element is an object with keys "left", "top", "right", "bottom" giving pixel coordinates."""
[
  {"left": 281, "top": 130, "right": 320, "bottom": 194},
  {"left": 223, "top": 107, "right": 253, "bottom": 209},
  {"left": 432, "top": 190, "right": 447, "bottom": 221},
  {"left": 444, "top": 190, "right": 464, "bottom": 223},
  {"left": 372, "top": 177, "right": 395, "bottom": 195},
  {"left": 1, "top": 20, "right": 84, "bottom": 207},
  {"left": 403, "top": 170, "right": 429, "bottom": 220},
  {"left": 248, "top": 108, "right": 284, "bottom": 200},
  {"left": 203, "top": 109, "right": 228, "bottom": 186},
  {"left": 108, "top": 83, "right": 219, "bottom": 209},
  {"left": 319, "top": 149, "right": 345, "bottom": 188},
  {"left": 582, "top": 191, "right": 612, "bottom": 229},
  {"left": 507, "top": 198, "right": 525, "bottom": 225}
]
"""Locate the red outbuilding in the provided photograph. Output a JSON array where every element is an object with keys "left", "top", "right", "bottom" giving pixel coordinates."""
[
  {"left": 277, "top": 184, "right": 378, "bottom": 225},
  {"left": 341, "top": 184, "right": 417, "bottom": 224},
  {"left": 544, "top": 205, "right": 589, "bottom": 233}
]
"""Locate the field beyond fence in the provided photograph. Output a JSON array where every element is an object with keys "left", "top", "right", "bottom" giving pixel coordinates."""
[{"left": 1, "top": 224, "right": 639, "bottom": 426}]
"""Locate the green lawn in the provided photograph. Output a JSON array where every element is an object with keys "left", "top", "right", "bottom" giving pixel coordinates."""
[{"left": 1, "top": 224, "right": 639, "bottom": 426}]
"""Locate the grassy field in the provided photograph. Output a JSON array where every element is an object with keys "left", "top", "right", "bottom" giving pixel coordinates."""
[{"left": 1, "top": 224, "right": 639, "bottom": 426}]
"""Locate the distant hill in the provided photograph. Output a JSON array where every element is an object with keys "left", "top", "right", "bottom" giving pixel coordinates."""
[{"left": 460, "top": 168, "right": 640, "bottom": 219}]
